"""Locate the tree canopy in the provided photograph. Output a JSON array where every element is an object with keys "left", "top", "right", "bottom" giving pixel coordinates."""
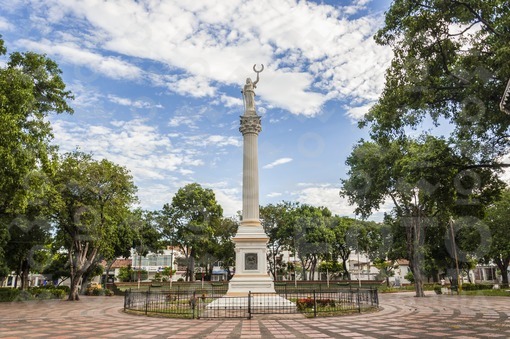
[
  {"left": 364, "top": 0, "right": 510, "bottom": 165},
  {"left": 53, "top": 152, "right": 137, "bottom": 300},
  {"left": 0, "top": 36, "right": 73, "bottom": 286},
  {"left": 159, "top": 183, "right": 223, "bottom": 281}
]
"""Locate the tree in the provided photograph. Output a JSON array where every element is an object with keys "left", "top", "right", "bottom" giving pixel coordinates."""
[
  {"left": 329, "top": 216, "right": 357, "bottom": 280},
  {"left": 53, "top": 152, "right": 137, "bottom": 300},
  {"left": 373, "top": 258, "right": 396, "bottom": 287},
  {"left": 342, "top": 137, "right": 503, "bottom": 296},
  {"left": 208, "top": 217, "right": 238, "bottom": 280},
  {"left": 289, "top": 204, "right": 334, "bottom": 281},
  {"left": 260, "top": 202, "right": 295, "bottom": 280},
  {"left": 318, "top": 260, "right": 344, "bottom": 281},
  {"left": 159, "top": 183, "right": 223, "bottom": 281},
  {"left": 0, "top": 36, "right": 73, "bottom": 285},
  {"left": 484, "top": 189, "right": 510, "bottom": 287},
  {"left": 364, "top": 0, "right": 510, "bottom": 166}
]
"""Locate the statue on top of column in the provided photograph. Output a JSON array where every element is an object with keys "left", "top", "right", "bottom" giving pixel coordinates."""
[{"left": 242, "top": 64, "right": 264, "bottom": 115}]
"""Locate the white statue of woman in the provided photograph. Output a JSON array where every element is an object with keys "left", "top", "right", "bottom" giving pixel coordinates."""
[
  {"left": 242, "top": 64, "right": 264, "bottom": 115},
  {"left": 242, "top": 78, "right": 256, "bottom": 113}
]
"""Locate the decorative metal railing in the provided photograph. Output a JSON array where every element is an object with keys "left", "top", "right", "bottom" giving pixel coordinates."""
[{"left": 124, "top": 287, "right": 378, "bottom": 319}]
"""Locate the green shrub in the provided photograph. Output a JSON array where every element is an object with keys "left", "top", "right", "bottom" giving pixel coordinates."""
[
  {"left": 86, "top": 287, "right": 113, "bottom": 296},
  {"left": 54, "top": 285, "right": 70, "bottom": 293},
  {"left": 434, "top": 286, "right": 442, "bottom": 295},
  {"left": 50, "top": 289, "right": 66, "bottom": 299},
  {"left": 31, "top": 288, "right": 53, "bottom": 300},
  {"left": 0, "top": 286, "right": 67, "bottom": 302},
  {"left": 462, "top": 283, "right": 493, "bottom": 291},
  {"left": 17, "top": 290, "right": 33, "bottom": 301},
  {"left": 0, "top": 288, "right": 20, "bottom": 302}
]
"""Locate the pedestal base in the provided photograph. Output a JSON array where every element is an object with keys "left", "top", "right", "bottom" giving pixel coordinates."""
[
  {"left": 226, "top": 274, "right": 275, "bottom": 296},
  {"left": 206, "top": 294, "right": 296, "bottom": 310}
]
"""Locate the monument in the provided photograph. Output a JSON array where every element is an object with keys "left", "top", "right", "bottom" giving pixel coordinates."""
[
  {"left": 226, "top": 64, "right": 276, "bottom": 295},
  {"left": 207, "top": 66, "right": 294, "bottom": 311}
]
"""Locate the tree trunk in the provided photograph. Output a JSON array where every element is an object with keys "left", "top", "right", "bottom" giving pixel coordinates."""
[
  {"left": 495, "top": 256, "right": 509, "bottom": 288},
  {"left": 21, "top": 259, "right": 30, "bottom": 290},
  {"left": 341, "top": 257, "right": 350, "bottom": 280},
  {"left": 300, "top": 258, "right": 307, "bottom": 281},
  {"left": 69, "top": 273, "right": 83, "bottom": 301},
  {"left": 406, "top": 214, "right": 426, "bottom": 297},
  {"left": 80, "top": 270, "right": 90, "bottom": 295},
  {"left": 189, "top": 252, "right": 195, "bottom": 282}
]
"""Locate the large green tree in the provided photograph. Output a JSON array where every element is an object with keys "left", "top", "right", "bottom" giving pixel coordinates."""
[
  {"left": 364, "top": 0, "right": 510, "bottom": 165},
  {"left": 345, "top": 0, "right": 509, "bottom": 295},
  {"left": 0, "top": 36, "right": 73, "bottom": 284},
  {"left": 484, "top": 189, "right": 510, "bottom": 287},
  {"left": 289, "top": 204, "right": 334, "bottom": 281},
  {"left": 260, "top": 202, "right": 295, "bottom": 280},
  {"left": 53, "top": 152, "right": 137, "bottom": 300},
  {"left": 159, "top": 183, "right": 223, "bottom": 281},
  {"left": 342, "top": 137, "right": 503, "bottom": 296}
]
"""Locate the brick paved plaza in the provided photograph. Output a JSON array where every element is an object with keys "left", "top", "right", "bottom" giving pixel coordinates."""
[{"left": 0, "top": 292, "right": 508, "bottom": 338}]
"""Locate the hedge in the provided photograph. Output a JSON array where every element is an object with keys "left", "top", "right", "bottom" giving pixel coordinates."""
[{"left": 0, "top": 286, "right": 69, "bottom": 302}]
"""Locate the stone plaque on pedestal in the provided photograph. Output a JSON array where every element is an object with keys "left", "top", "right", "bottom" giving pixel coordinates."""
[{"left": 245, "top": 253, "right": 258, "bottom": 270}]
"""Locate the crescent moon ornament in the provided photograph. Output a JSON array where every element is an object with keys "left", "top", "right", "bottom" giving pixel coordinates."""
[
  {"left": 253, "top": 64, "right": 264, "bottom": 73},
  {"left": 252, "top": 64, "right": 264, "bottom": 86}
]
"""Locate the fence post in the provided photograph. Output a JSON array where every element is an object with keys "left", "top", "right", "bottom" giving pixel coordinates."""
[
  {"left": 248, "top": 291, "right": 252, "bottom": 320},
  {"left": 192, "top": 291, "right": 196, "bottom": 319},
  {"left": 123, "top": 289, "right": 128, "bottom": 311},
  {"left": 145, "top": 291, "right": 149, "bottom": 315},
  {"left": 313, "top": 290, "right": 317, "bottom": 318},
  {"left": 357, "top": 288, "right": 361, "bottom": 313}
]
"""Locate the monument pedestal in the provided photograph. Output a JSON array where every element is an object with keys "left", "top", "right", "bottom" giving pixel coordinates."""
[{"left": 226, "top": 221, "right": 275, "bottom": 296}]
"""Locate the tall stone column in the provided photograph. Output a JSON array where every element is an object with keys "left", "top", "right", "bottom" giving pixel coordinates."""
[{"left": 240, "top": 115, "right": 261, "bottom": 225}]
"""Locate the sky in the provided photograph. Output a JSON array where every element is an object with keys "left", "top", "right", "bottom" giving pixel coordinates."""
[{"left": 0, "top": 0, "right": 397, "bottom": 219}]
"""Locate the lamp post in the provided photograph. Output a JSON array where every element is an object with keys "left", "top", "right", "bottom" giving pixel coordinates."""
[
  {"left": 137, "top": 251, "right": 142, "bottom": 289},
  {"left": 169, "top": 223, "right": 174, "bottom": 290}
]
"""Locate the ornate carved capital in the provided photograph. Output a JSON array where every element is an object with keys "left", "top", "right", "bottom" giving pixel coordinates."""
[{"left": 239, "top": 115, "right": 262, "bottom": 135}]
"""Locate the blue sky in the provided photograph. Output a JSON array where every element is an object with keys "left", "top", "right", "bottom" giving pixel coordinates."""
[{"left": 0, "top": 0, "right": 396, "bottom": 219}]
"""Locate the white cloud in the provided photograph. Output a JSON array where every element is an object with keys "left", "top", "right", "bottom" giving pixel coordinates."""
[
  {"left": 218, "top": 94, "right": 243, "bottom": 108},
  {"left": 0, "top": 16, "right": 13, "bottom": 31},
  {"left": 16, "top": 38, "right": 143, "bottom": 80},
  {"left": 206, "top": 185, "right": 242, "bottom": 218},
  {"left": 50, "top": 118, "right": 199, "bottom": 182},
  {"left": 168, "top": 116, "right": 199, "bottom": 129},
  {"left": 184, "top": 135, "right": 242, "bottom": 148},
  {"left": 263, "top": 157, "right": 293, "bottom": 169},
  {"left": 20, "top": 0, "right": 391, "bottom": 117},
  {"left": 108, "top": 95, "right": 164, "bottom": 109},
  {"left": 294, "top": 183, "right": 355, "bottom": 216},
  {"left": 294, "top": 183, "right": 393, "bottom": 221},
  {"left": 167, "top": 75, "right": 216, "bottom": 98},
  {"left": 345, "top": 102, "right": 375, "bottom": 120}
]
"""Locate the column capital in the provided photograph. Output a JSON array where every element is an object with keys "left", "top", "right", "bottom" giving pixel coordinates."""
[{"left": 239, "top": 115, "right": 262, "bottom": 135}]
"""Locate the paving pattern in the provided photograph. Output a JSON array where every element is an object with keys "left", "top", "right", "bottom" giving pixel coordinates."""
[{"left": 0, "top": 292, "right": 509, "bottom": 338}]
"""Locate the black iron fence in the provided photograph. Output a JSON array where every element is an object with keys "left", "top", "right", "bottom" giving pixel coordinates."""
[{"left": 124, "top": 288, "right": 378, "bottom": 319}]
